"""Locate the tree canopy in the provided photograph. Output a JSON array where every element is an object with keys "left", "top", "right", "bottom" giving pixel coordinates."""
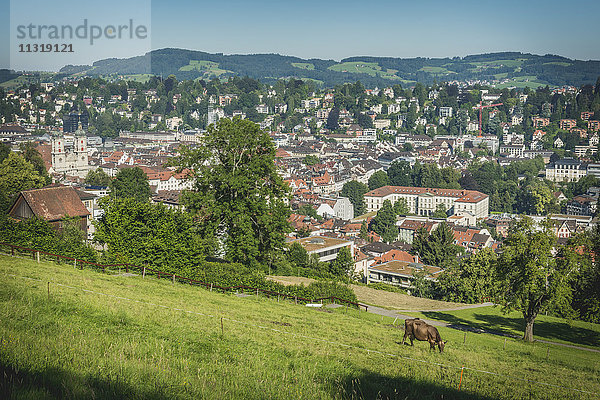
[
  {"left": 85, "top": 167, "right": 112, "bottom": 187},
  {"left": 496, "top": 217, "right": 578, "bottom": 342},
  {"left": 0, "top": 152, "right": 46, "bottom": 213},
  {"left": 341, "top": 180, "right": 369, "bottom": 217},
  {"left": 176, "top": 117, "right": 291, "bottom": 267},
  {"left": 110, "top": 167, "right": 151, "bottom": 203},
  {"left": 411, "top": 222, "right": 461, "bottom": 268}
]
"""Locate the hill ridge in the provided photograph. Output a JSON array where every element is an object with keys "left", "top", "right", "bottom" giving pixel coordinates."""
[{"left": 56, "top": 48, "right": 600, "bottom": 87}]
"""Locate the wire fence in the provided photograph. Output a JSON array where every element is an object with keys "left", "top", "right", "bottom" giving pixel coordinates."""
[
  {"left": 0, "top": 242, "right": 368, "bottom": 311},
  {"left": 3, "top": 270, "right": 598, "bottom": 399}
]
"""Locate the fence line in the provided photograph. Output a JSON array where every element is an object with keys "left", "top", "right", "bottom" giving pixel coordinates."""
[
  {"left": 0, "top": 242, "right": 368, "bottom": 311},
  {"left": 4, "top": 272, "right": 598, "bottom": 398}
]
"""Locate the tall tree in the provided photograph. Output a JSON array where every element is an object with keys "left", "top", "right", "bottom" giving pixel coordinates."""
[
  {"left": 387, "top": 161, "right": 412, "bottom": 186},
  {"left": 371, "top": 200, "right": 397, "bottom": 243},
  {"left": 329, "top": 246, "right": 354, "bottom": 277},
  {"left": 393, "top": 198, "right": 410, "bottom": 215},
  {"left": 19, "top": 142, "right": 51, "bottom": 184},
  {"left": 287, "top": 242, "right": 310, "bottom": 269},
  {"left": 496, "top": 217, "right": 578, "bottom": 342},
  {"left": 176, "top": 117, "right": 291, "bottom": 267},
  {"left": 0, "top": 143, "right": 10, "bottom": 163},
  {"left": 85, "top": 167, "right": 112, "bottom": 187},
  {"left": 326, "top": 107, "right": 340, "bottom": 130},
  {"left": 0, "top": 153, "right": 45, "bottom": 213},
  {"left": 341, "top": 180, "right": 369, "bottom": 217},
  {"left": 368, "top": 170, "right": 389, "bottom": 190},
  {"left": 438, "top": 248, "right": 498, "bottom": 303},
  {"left": 411, "top": 222, "right": 460, "bottom": 268},
  {"left": 110, "top": 167, "right": 151, "bottom": 203}
]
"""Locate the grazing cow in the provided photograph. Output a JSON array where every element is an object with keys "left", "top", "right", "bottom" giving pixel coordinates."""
[{"left": 402, "top": 318, "right": 446, "bottom": 352}]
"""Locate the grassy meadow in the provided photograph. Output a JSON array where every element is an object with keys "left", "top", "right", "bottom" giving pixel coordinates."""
[
  {"left": 401, "top": 306, "right": 600, "bottom": 350},
  {"left": 1, "top": 254, "right": 599, "bottom": 399}
]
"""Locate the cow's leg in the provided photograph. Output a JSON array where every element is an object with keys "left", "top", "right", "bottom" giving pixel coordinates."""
[
  {"left": 429, "top": 340, "right": 435, "bottom": 351},
  {"left": 409, "top": 335, "right": 414, "bottom": 346},
  {"left": 402, "top": 330, "right": 408, "bottom": 344}
]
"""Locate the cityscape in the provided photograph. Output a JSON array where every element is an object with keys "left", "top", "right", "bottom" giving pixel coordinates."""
[{"left": 0, "top": 0, "right": 599, "bottom": 398}]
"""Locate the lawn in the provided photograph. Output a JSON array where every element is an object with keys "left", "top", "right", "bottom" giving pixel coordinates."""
[
  {"left": 472, "top": 59, "right": 525, "bottom": 68},
  {"left": 178, "top": 60, "right": 232, "bottom": 78},
  {"left": 327, "top": 62, "right": 403, "bottom": 81},
  {"left": 401, "top": 306, "right": 600, "bottom": 349},
  {"left": 291, "top": 62, "right": 315, "bottom": 70},
  {"left": 419, "top": 66, "right": 453, "bottom": 75},
  {"left": 1, "top": 254, "right": 599, "bottom": 399}
]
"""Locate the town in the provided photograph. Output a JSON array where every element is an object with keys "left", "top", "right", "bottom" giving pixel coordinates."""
[{"left": 1, "top": 72, "right": 600, "bottom": 329}]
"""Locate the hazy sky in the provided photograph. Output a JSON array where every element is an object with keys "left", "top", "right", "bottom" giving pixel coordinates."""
[{"left": 1, "top": 0, "right": 600, "bottom": 71}]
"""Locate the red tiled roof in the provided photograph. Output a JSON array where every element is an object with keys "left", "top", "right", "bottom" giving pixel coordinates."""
[
  {"left": 13, "top": 186, "right": 89, "bottom": 221},
  {"left": 365, "top": 186, "right": 487, "bottom": 203},
  {"left": 374, "top": 249, "right": 414, "bottom": 265}
]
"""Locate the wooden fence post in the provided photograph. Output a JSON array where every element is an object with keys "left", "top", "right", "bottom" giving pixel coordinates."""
[
  {"left": 36, "top": 251, "right": 40, "bottom": 263},
  {"left": 463, "top": 332, "right": 466, "bottom": 344},
  {"left": 210, "top": 283, "right": 213, "bottom": 292},
  {"left": 142, "top": 267, "right": 146, "bottom": 278},
  {"left": 172, "top": 274, "right": 175, "bottom": 284},
  {"left": 294, "top": 296, "right": 297, "bottom": 305},
  {"left": 47, "top": 282, "right": 50, "bottom": 300}
]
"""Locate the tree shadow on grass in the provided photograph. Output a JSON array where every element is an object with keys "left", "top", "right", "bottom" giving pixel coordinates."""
[
  {"left": 421, "top": 311, "right": 600, "bottom": 347},
  {"left": 0, "top": 360, "right": 171, "bottom": 400},
  {"left": 332, "top": 368, "right": 497, "bottom": 400}
]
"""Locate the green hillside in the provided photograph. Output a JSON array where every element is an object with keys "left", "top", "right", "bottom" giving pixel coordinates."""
[
  {"left": 1, "top": 254, "right": 599, "bottom": 399},
  {"left": 50, "top": 49, "right": 600, "bottom": 88}
]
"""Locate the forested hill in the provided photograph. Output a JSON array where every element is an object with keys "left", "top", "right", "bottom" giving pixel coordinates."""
[{"left": 59, "top": 48, "right": 600, "bottom": 88}]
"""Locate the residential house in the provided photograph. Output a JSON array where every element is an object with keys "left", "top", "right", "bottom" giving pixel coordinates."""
[
  {"left": 289, "top": 236, "right": 354, "bottom": 262},
  {"left": 8, "top": 186, "right": 90, "bottom": 233}
]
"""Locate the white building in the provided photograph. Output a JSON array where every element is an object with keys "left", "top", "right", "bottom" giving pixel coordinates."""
[
  {"left": 364, "top": 186, "right": 489, "bottom": 219},
  {"left": 316, "top": 197, "right": 354, "bottom": 221},
  {"left": 545, "top": 158, "right": 587, "bottom": 182},
  {"left": 51, "top": 130, "right": 90, "bottom": 178}
]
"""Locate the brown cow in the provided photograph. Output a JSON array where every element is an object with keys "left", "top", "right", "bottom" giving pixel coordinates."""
[{"left": 402, "top": 318, "right": 446, "bottom": 352}]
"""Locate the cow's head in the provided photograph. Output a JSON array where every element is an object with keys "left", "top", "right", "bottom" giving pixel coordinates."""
[{"left": 438, "top": 340, "right": 447, "bottom": 352}]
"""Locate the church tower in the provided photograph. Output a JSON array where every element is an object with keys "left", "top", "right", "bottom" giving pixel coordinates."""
[
  {"left": 51, "top": 134, "right": 66, "bottom": 172},
  {"left": 74, "top": 123, "right": 88, "bottom": 170}
]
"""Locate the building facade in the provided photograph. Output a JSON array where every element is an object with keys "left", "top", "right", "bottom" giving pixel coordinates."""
[
  {"left": 364, "top": 186, "right": 489, "bottom": 218},
  {"left": 51, "top": 129, "right": 90, "bottom": 178}
]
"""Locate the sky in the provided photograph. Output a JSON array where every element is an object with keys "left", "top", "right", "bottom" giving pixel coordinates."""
[{"left": 1, "top": 0, "right": 600, "bottom": 71}]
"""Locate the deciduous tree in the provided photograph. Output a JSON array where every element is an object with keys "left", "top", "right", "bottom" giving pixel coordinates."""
[
  {"left": 368, "top": 170, "right": 389, "bottom": 190},
  {"left": 110, "top": 167, "right": 151, "bottom": 203},
  {"left": 0, "top": 153, "right": 45, "bottom": 213},
  {"left": 496, "top": 217, "right": 578, "bottom": 342},
  {"left": 176, "top": 117, "right": 291, "bottom": 267},
  {"left": 341, "top": 180, "right": 368, "bottom": 217}
]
